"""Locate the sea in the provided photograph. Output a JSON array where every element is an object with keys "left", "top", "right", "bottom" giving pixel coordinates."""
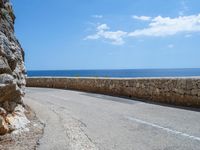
[{"left": 27, "top": 68, "right": 200, "bottom": 78}]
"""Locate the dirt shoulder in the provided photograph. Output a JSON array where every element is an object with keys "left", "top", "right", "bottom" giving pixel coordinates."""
[{"left": 0, "top": 105, "right": 44, "bottom": 150}]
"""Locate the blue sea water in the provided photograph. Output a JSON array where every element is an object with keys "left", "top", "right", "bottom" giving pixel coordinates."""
[{"left": 27, "top": 68, "right": 200, "bottom": 78}]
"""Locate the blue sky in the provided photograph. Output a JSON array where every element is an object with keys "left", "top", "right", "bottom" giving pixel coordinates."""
[{"left": 11, "top": 0, "right": 200, "bottom": 70}]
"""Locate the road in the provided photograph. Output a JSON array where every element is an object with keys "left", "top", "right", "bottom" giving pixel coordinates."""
[{"left": 25, "top": 87, "right": 200, "bottom": 150}]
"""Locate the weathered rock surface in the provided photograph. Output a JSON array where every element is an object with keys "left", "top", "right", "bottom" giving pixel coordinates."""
[
  {"left": 0, "top": 116, "right": 9, "bottom": 135},
  {"left": 0, "top": 105, "right": 44, "bottom": 150},
  {"left": 0, "top": 0, "right": 26, "bottom": 135}
]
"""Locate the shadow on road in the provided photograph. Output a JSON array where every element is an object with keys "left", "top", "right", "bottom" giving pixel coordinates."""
[
  {"left": 26, "top": 87, "right": 200, "bottom": 112},
  {"left": 80, "top": 92, "right": 140, "bottom": 105},
  {"left": 81, "top": 92, "right": 200, "bottom": 113}
]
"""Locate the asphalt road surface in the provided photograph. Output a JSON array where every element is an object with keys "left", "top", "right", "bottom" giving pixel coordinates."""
[{"left": 25, "top": 87, "right": 200, "bottom": 150}]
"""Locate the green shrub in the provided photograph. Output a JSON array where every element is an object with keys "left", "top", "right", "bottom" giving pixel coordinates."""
[{"left": 1, "top": 9, "right": 8, "bottom": 19}]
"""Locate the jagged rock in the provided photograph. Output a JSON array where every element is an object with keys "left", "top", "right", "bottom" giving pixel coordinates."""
[
  {"left": 6, "top": 105, "right": 30, "bottom": 132},
  {"left": 0, "top": 73, "right": 14, "bottom": 84},
  {"left": 0, "top": 107, "right": 6, "bottom": 117},
  {"left": 0, "top": 56, "right": 12, "bottom": 74},
  {"left": 0, "top": 116, "right": 9, "bottom": 135},
  {"left": 3, "top": 101, "right": 18, "bottom": 112},
  {"left": 0, "top": 0, "right": 26, "bottom": 135}
]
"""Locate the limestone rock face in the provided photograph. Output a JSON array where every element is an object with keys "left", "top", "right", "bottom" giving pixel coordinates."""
[
  {"left": 0, "top": 0, "right": 26, "bottom": 134},
  {"left": 0, "top": 115, "right": 9, "bottom": 135}
]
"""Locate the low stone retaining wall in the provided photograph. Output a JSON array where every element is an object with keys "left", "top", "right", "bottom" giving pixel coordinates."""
[{"left": 26, "top": 77, "right": 200, "bottom": 107}]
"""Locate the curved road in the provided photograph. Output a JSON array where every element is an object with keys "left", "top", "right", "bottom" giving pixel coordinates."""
[{"left": 25, "top": 87, "right": 200, "bottom": 150}]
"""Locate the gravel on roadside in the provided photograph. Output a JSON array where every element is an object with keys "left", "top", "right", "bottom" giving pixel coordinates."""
[{"left": 0, "top": 105, "right": 44, "bottom": 150}]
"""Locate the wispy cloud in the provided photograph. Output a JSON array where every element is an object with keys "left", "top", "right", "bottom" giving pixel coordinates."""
[
  {"left": 168, "top": 44, "right": 174, "bottom": 49},
  {"left": 132, "top": 15, "right": 151, "bottom": 21},
  {"left": 86, "top": 14, "right": 200, "bottom": 45},
  {"left": 179, "top": 0, "right": 189, "bottom": 16},
  {"left": 85, "top": 24, "right": 127, "bottom": 45},
  {"left": 184, "top": 34, "right": 192, "bottom": 38},
  {"left": 92, "top": 15, "right": 103, "bottom": 19},
  {"left": 129, "top": 14, "right": 200, "bottom": 37}
]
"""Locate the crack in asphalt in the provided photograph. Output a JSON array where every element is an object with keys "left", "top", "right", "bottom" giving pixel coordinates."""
[{"left": 48, "top": 104, "right": 99, "bottom": 150}]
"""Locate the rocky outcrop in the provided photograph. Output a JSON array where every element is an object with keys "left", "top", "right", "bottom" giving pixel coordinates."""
[{"left": 0, "top": 0, "right": 26, "bottom": 135}]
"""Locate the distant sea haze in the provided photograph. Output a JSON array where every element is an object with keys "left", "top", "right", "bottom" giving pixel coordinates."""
[{"left": 27, "top": 68, "right": 200, "bottom": 78}]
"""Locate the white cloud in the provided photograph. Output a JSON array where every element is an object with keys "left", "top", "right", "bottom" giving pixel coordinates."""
[
  {"left": 168, "top": 44, "right": 174, "bottom": 48},
  {"left": 129, "top": 14, "right": 200, "bottom": 37},
  {"left": 86, "top": 14, "right": 200, "bottom": 45},
  {"left": 92, "top": 15, "right": 103, "bottom": 19},
  {"left": 85, "top": 24, "right": 127, "bottom": 45},
  {"left": 132, "top": 15, "right": 151, "bottom": 21},
  {"left": 184, "top": 34, "right": 192, "bottom": 38},
  {"left": 179, "top": 0, "right": 189, "bottom": 16},
  {"left": 97, "top": 24, "right": 110, "bottom": 30}
]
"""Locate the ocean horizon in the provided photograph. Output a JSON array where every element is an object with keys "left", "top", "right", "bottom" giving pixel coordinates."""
[{"left": 27, "top": 68, "right": 200, "bottom": 78}]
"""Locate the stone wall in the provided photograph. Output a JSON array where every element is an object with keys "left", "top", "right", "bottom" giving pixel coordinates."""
[
  {"left": 0, "top": 0, "right": 26, "bottom": 134},
  {"left": 27, "top": 77, "right": 200, "bottom": 108}
]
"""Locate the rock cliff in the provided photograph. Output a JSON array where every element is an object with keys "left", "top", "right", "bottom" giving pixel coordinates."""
[{"left": 0, "top": 0, "right": 26, "bottom": 135}]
